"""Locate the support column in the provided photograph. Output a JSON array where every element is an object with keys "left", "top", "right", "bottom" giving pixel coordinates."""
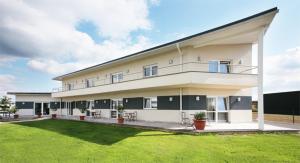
[
  {"left": 179, "top": 88, "right": 183, "bottom": 123},
  {"left": 258, "top": 30, "right": 264, "bottom": 130},
  {"left": 60, "top": 98, "right": 62, "bottom": 116}
]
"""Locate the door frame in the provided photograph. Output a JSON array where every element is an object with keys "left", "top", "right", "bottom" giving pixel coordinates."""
[{"left": 34, "top": 102, "right": 50, "bottom": 116}]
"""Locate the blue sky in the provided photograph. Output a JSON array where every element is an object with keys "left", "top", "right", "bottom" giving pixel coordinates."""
[{"left": 0, "top": 0, "right": 300, "bottom": 95}]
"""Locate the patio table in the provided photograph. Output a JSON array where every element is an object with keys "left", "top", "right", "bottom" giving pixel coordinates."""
[{"left": 0, "top": 111, "right": 10, "bottom": 118}]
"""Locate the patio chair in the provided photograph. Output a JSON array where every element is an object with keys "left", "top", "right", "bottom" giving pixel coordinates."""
[
  {"left": 181, "top": 112, "right": 190, "bottom": 125},
  {"left": 123, "top": 112, "right": 130, "bottom": 121},
  {"left": 131, "top": 111, "right": 137, "bottom": 121},
  {"left": 93, "top": 110, "right": 101, "bottom": 119}
]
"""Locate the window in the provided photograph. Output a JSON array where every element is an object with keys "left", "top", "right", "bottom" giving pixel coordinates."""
[
  {"left": 219, "top": 61, "right": 230, "bottom": 73},
  {"left": 111, "top": 99, "right": 123, "bottom": 110},
  {"left": 144, "top": 64, "right": 158, "bottom": 77},
  {"left": 217, "top": 97, "right": 228, "bottom": 111},
  {"left": 208, "top": 61, "right": 219, "bottom": 73},
  {"left": 143, "top": 97, "right": 157, "bottom": 109},
  {"left": 66, "top": 83, "right": 74, "bottom": 91},
  {"left": 208, "top": 60, "right": 231, "bottom": 73},
  {"left": 111, "top": 72, "right": 123, "bottom": 83},
  {"left": 89, "top": 100, "right": 95, "bottom": 109},
  {"left": 85, "top": 79, "right": 94, "bottom": 88}
]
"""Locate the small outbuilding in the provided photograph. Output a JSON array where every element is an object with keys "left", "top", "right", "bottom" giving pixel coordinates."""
[{"left": 264, "top": 91, "right": 300, "bottom": 116}]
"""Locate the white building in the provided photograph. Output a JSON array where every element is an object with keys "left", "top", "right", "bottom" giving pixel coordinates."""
[{"left": 8, "top": 8, "right": 278, "bottom": 126}]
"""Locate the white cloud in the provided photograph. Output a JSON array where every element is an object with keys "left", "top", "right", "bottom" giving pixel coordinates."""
[
  {"left": 264, "top": 47, "right": 300, "bottom": 93},
  {"left": 0, "top": 74, "right": 16, "bottom": 96},
  {"left": 0, "top": 0, "right": 157, "bottom": 75}
]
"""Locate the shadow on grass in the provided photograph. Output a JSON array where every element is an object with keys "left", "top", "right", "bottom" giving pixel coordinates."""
[{"left": 15, "top": 119, "right": 177, "bottom": 145}]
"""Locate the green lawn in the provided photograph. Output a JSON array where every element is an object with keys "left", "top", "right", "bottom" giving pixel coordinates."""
[{"left": 0, "top": 120, "right": 299, "bottom": 163}]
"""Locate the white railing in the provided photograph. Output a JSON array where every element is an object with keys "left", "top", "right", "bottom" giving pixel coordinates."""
[{"left": 52, "top": 62, "right": 257, "bottom": 92}]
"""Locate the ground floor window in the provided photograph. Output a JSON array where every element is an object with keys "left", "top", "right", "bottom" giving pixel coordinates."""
[
  {"left": 111, "top": 99, "right": 123, "bottom": 110},
  {"left": 143, "top": 97, "right": 157, "bottom": 109},
  {"left": 207, "top": 97, "right": 228, "bottom": 122}
]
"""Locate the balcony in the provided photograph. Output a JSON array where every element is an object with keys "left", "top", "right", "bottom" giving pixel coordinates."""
[{"left": 52, "top": 62, "right": 257, "bottom": 98}]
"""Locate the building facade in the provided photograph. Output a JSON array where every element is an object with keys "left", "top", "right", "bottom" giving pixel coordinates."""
[{"left": 9, "top": 8, "right": 278, "bottom": 123}]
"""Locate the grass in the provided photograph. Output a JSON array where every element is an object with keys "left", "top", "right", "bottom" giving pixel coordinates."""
[{"left": 0, "top": 120, "right": 299, "bottom": 163}]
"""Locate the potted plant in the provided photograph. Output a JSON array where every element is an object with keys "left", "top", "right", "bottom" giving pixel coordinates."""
[
  {"left": 79, "top": 107, "right": 87, "bottom": 120},
  {"left": 10, "top": 106, "right": 19, "bottom": 119},
  {"left": 193, "top": 112, "right": 206, "bottom": 130},
  {"left": 50, "top": 107, "right": 57, "bottom": 119},
  {"left": 117, "top": 105, "right": 124, "bottom": 124}
]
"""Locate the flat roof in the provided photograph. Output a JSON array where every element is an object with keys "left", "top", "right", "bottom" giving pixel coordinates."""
[
  {"left": 53, "top": 7, "right": 278, "bottom": 81},
  {"left": 7, "top": 92, "right": 52, "bottom": 95}
]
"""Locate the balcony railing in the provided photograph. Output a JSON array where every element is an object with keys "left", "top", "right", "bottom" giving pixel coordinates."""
[{"left": 52, "top": 62, "right": 257, "bottom": 92}]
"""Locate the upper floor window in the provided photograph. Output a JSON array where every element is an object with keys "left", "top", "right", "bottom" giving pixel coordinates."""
[
  {"left": 144, "top": 64, "right": 158, "bottom": 77},
  {"left": 85, "top": 79, "right": 94, "bottom": 88},
  {"left": 111, "top": 72, "right": 123, "bottom": 83},
  {"left": 143, "top": 97, "right": 157, "bottom": 109},
  {"left": 208, "top": 60, "right": 231, "bottom": 73},
  {"left": 66, "top": 83, "right": 74, "bottom": 91}
]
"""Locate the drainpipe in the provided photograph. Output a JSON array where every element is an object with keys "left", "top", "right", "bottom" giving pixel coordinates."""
[
  {"left": 257, "top": 29, "right": 265, "bottom": 130},
  {"left": 176, "top": 43, "right": 184, "bottom": 123},
  {"left": 176, "top": 43, "right": 183, "bottom": 72}
]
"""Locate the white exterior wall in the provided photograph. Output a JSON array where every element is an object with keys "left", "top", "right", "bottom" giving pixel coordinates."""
[
  {"left": 14, "top": 94, "right": 59, "bottom": 116},
  {"left": 17, "top": 109, "right": 34, "bottom": 116},
  {"left": 59, "top": 44, "right": 253, "bottom": 92},
  {"left": 229, "top": 110, "right": 252, "bottom": 123},
  {"left": 16, "top": 94, "right": 54, "bottom": 102}
]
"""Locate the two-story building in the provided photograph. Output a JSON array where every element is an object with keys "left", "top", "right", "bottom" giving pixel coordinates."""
[{"left": 9, "top": 8, "right": 278, "bottom": 124}]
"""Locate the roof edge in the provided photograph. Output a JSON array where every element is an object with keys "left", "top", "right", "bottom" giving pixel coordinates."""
[{"left": 7, "top": 92, "right": 52, "bottom": 95}]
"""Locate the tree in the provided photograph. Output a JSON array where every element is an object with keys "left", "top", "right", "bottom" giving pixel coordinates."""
[{"left": 0, "top": 96, "right": 12, "bottom": 111}]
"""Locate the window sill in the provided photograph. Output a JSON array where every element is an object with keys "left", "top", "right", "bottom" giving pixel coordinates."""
[{"left": 143, "top": 108, "right": 157, "bottom": 110}]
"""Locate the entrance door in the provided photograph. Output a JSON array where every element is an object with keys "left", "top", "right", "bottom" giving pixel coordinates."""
[
  {"left": 43, "top": 103, "right": 50, "bottom": 115},
  {"left": 35, "top": 103, "right": 42, "bottom": 115}
]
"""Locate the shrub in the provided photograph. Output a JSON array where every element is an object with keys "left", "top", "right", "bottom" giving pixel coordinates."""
[{"left": 194, "top": 112, "right": 206, "bottom": 120}]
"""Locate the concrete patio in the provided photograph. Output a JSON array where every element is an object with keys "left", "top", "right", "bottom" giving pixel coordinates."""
[
  {"left": 2, "top": 115, "right": 299, "bottom": 133},
  {"left": 56, "top": 115, "right": 300, "bottom": 133}
]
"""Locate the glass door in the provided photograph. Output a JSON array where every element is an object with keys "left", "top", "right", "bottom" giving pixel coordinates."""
[
  {"left": 43, "top": 103, "right": 50, "bottom": 115},
  {"left": 111, "top": 99, "right": 123, "bottom": 118},
  {"left": 216, "top": 97, "right": 228, "bottom": 122},
  {"left": 35, "top": 103, "right": 42, "bottom": 115},
  {"left": 207, "top": 97, "right": 216, "bottom": 122},
  {"left": 66, "top": 102, "right": 73, "bottom": 116},
  {"left": 207, "top": 97, "right": 228, "bottom": 122}
]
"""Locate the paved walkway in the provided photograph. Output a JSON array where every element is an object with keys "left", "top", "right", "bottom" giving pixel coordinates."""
[{"left": 57, "top": 115, "right": 300, "bottom": 133}]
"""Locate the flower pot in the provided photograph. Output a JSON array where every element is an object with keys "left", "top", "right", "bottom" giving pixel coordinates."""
[
  {"left": 193, "top": 119, "right": 206, "bottom": 130},
  {"left": 80, "top": 115, "right": 85, "bottom": 120},
  {"left": 117, "top": 117, "right": 124, "bottom": 124},
  {"left": 52, "top": 114, "right": 57, "bottom": 119},
  {"left": 37, "top": 114, "right": 42, "bottom": 118},
  {"left": 13, "top": 114, "right": 19, "bottom": 119}
]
